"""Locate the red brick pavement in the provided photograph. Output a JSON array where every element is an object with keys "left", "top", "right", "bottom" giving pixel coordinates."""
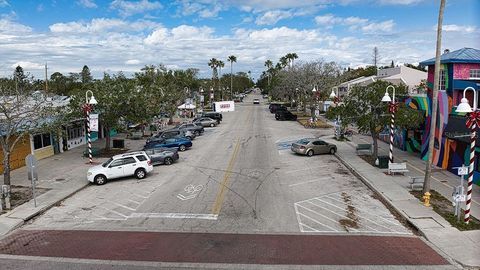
[{"left": 0, "top": 230, "right": 449, "bottom": 265}]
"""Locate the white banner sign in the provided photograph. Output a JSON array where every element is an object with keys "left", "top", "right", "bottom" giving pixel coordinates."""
[{"left": 90, "top": 114, "right": 99, "bottom": 132}]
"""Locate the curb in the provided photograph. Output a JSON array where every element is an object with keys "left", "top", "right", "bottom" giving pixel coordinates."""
[
  {"left": 0, "top": 182, "right": 90, "bottom": 238},
  {"left": 334, "top": 152, "right": 465, "bottom": 268}
]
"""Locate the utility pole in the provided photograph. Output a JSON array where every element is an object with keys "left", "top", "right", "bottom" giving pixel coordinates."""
[
  {"left": 45, "top": 62, "right": 48, "bottom": 92},
  {"left": 424, "top": 0, "right": 445, "bottom": 193}
]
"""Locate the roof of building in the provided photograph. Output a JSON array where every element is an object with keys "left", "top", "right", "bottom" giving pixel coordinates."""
[{"left": 420, "top": 47, "right": 480, "bottom": 66}]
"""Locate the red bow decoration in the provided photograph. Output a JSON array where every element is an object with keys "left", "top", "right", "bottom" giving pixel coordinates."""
[
  {"left": 388, "top": 101, "right": 399, "bottom": 114},
  {"left": 466, "top": 111, "right": 480, "bottom": 130},
  {"left": 82, "top": 103, "right": 93, "bottom": 114}
]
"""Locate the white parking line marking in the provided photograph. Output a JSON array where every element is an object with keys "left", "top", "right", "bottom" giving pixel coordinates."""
[
  {"left": 296, "top": 212, "right": 338, "bottom": 232},
  {"left": 299, "top": 223, "right": 320, "bottom": 232},
  {"left": 289, "top": 177, "right": 332, "bottom": 187},
  {"left": 284, "top": 166, "right": 329, "bottom": 174},
  {"left": 129, "top": 213, "right": 218, "bottom": 220}
]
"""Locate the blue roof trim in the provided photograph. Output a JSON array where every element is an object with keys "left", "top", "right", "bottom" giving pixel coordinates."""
[{"left": 420, "top": 47, "right": 480, "bottom": 66}]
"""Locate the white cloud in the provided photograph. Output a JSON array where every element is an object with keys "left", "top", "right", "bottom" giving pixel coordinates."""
[
  {"left": 314, "top": 14, "right": 341, "bottom": 25},
  {"left": 171, "top": 25, "right": 214, "bottom": 39},
  {"left": 256, "top": 10, "right": 292, "bottom": 25},
  {"left": 125, "top": 59, "right": 141, "bottom": 65},
  {"left": 110, "top": 0, "right": 162, "bottom": 17},
  {"left": 361, "top": 20, "right": 395, "bottom": 33},
  {"left": 77, "top": 0, "right": 97, "bottom": 8},
  {"left": 248, "top": 27, "right": 318, "bottom": 41},
  {"left": 143, "top": 27, "right": 168, "bottom": 44},
  {"left": 0, "top": 0, "right": 8, "bottom": 7},
  {"left": 442, "top": 24, "right": 477, "bottom": 33},
  {"left": 0, "top": 18, "right": 32, "bottom": 33},
  {"left": 49, "top": 18, "right": 160, "bottom": 33},
  {"left": 10, "top": 61, "right": 44, "bottom": 70},
  {"left": 198, "top": 4, "right": 222, "bottom": 18},
  {"left": 377, "top": 0, "right": 423, "bottom": 5}
]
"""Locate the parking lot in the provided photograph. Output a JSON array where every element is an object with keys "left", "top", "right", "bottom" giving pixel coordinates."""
[{"left": 25, "top": 94, "right": 412, "bottom": 236}]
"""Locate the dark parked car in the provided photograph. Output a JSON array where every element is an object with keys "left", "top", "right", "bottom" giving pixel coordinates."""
[
  {"left": 198, "top": 112, "right": 222, "bottom": 124},
  {"left": 147, "top": 129, "right": 194, "bottom": 144},
  {"left": 269, "top": 103, "right": 287, "bottom": 113},
  {"left": 275, "top": 110, "right": 297, "bottom": 121},
  {"left": 144, "top": 147, "right": 179, "bottom": 165},
  {"left": 144, "top": 137, "right": 192, "bottom": 152},
  {"left": 173, "top": 123, "right": 204, "bottom": 136}
]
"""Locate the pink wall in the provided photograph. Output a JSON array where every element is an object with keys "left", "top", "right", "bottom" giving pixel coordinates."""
[
  {"left": 454, "top": 63, "right": 480, "bottom": 79},
  {"left": 427, "top": 68, "right": 434, "bottom": 83}
]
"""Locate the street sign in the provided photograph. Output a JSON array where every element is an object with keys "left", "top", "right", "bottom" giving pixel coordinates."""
[
  {"left": 453, "top": 194, "right": 466, "bottom": 202},
  {"left": 458, "top": 166, "right": 468, "bottom": 176},
  {"left": 90, "top": 113, "right": 99, "bottom": 132}
]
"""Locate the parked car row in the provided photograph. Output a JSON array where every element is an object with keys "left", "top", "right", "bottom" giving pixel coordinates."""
[{"left": 87, "top": 113, "right": 224, "bottom": 185}]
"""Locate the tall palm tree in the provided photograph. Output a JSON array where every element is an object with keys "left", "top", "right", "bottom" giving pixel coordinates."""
[
  {"left": 227, "top": 55, "right": 237, "bottom": 98},
  {"left": 424, "top": 0, "right": 445, "bottom": 193},
  {"left": 218, "top": 60, "right": 225, "bottom": 100},
  {"left": 289, "top": 52, "right": 298, "bottom": 68},
  {"left": 208, "top": 58, "right": 219, "bottom": 101},
  {"left": 279, "top": 56, "right": 288, "bottom": 69},
  {"left": 264, "top": 59, "right": 273, "bottom": 86}
]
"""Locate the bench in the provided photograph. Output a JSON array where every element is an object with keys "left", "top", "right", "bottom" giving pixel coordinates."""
[
  {"left": 83, "top": 147, "right": 101, "bottom": 157},
  {"left": 356, "top": 144, "right": 372, "bottom": 154},
  {"left": 388, "top": 162, "right": 409, "bottom": 175},
  {"left": 409, "top": 176, "right": 424, "bottom": 190}
]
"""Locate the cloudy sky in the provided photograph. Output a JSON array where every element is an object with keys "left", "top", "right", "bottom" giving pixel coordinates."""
[{"left": 0, "top": 0, "right": 478, "bottom": 80}]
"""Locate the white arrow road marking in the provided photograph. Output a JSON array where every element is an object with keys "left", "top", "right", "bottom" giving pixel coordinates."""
[{"left": 177, "top": 193, "right": 198, "bottom": 200}]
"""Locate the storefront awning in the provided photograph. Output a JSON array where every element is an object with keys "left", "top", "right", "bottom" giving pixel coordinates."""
[{"left": 444, "top": 115, "right": 480, "bottom": 146}]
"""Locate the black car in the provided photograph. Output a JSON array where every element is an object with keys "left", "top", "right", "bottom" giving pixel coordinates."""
[
  {"left": 275, "top": 110, "right": 297, "bottom": 121},
  {"left": 197, "top": 112, "right": 222, "bottom": 124},
  {"left": 269, "top": 103, "right": 287, "bottom": 113}
]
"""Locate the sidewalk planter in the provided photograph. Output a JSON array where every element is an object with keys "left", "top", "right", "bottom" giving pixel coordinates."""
[
  {"left": 377, "top": 156, "right": 389, "bottom": 169},
  {"left": 112, "top": 139, "right": 125, "bottom": 149}
]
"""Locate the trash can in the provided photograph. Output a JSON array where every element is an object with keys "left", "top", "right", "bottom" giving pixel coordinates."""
[
  {"left": 112, "top": 139, "right": 125, "bottom": 149},
  {"left": 377, "top": 155, "right": 389, "bottom": 169}
]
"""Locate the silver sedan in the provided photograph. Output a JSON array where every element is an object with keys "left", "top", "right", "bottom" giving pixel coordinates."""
[
  {"left": 193, "top": 117, "right": 217, "bottom": 127},
  {"left": 291, "top": 138, "right": 337, "bottom": 156}
]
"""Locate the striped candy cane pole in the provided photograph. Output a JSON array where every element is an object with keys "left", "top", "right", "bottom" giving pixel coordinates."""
[
  {"left": 87, "top": 109, "right": 92, "bottom": 164},
  {"left": 465, "top": 127, "right": 475, "bottom": 224},
  {"left": 389, "top": 109, "right": 395, "bottom": 164}
]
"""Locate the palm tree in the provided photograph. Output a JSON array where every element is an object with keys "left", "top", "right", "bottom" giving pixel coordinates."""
[
  {"left": 279, "top": 56, "right": 288, "bottom": 69},
  {"left": 218, "top": 60, "right": 225, "bottom": 100},
  {"left": 285, "top": 53, "right": 298, "bottom": 68},
  {"left": 228, "top": 55, "right": 237, "bottom": 98},
  {"left": 424, "top": 0, "right": 445, "bottom": 193},
  {"left": 208, "top": 58, "right": 219, "bottom": 101},
  {"left": 264, "top": 59, "right": 273, "bottom": 87}
]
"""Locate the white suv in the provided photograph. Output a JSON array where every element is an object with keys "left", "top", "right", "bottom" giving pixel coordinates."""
[{"left": 87, "top": 151, "right": 153, "bottom": 185}]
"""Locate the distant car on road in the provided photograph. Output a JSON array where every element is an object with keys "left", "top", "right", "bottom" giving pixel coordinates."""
[
  {"left": 87, "top": 151, "right": 153, "bottom": 185},
  {"left": 193, "top": 117, "right": 217, "bottom": 127},
  {"left": 275, "top": 110, "right": 297, "bottom": 121},
  {"left": 144, "top": 137, "right": 192, "bottom": 152},
  {"left": 144, "top": 147, "right": 179, "bottom": 165},
  {"left": 291, "top": 138, "right": 337, "bottom": 156},
  {"left": 253, "top": 98, "right": 260, "bottom": 104}
]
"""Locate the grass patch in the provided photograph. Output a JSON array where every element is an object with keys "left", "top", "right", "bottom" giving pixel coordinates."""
[
  {"left": 410, "top": 190, "right": 480, "bottom": 231},
  {"left": 297, "top": 118, "right": 332, "bottom": 129}
]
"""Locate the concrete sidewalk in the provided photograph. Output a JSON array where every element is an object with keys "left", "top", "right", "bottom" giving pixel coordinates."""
[
  {"left": 0, "top": 135, "right": 146, "bottom": 236},
  {"left": 324, "top": 136, "right": 480, "bottom": 268}
]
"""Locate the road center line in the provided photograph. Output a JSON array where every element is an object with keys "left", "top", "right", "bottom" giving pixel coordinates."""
[{"left": 211, "top": 138, "right": 241, "bottom": 215}]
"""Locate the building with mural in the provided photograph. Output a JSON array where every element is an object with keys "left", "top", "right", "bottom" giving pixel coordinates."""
[{"left": 419, "top": 47, "right": 480, "bottom": 184}]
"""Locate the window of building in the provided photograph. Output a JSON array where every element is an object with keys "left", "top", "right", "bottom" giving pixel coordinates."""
[
  {"left": 439, "top": 69, "right": 446, "bottom": 91},
  {"left": 67, "top": 126, "right": 84, "bottom": 140},
  {"left": 33, "top": 133, "right": 52, "bottom": 150},
  {"left": 470, "top": 69, "right": 480, "bottom": 79}
]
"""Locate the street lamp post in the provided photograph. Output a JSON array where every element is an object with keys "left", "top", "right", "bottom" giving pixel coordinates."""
[
  {"left": 455, "top": 86, "right": 478, "bottom": 224},
  {"left": 381, "top": 85, "right": 397, "bottom": 165},
  {"left": 83, "top": 90, "right": 97, "bottom": 164},
  {"left": 200, "top": 87, "right": 204, "bottom": 112},
  {"left": 330, "top": 87, "right": 341, "bottom": 139},
  {"left": 312, "top": 85, "right": 317, "bottom": 122}
]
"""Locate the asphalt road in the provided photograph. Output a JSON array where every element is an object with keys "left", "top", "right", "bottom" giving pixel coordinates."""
[{"left": 0, "top": 93, "right": 456, "bottom": 269}]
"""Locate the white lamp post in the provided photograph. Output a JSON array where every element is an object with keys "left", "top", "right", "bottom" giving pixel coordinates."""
[
  {"left": 456, "top": 86, "right": 477, "bottom": 224},
  {"left": 84, "top": 90, "right": 97, "bottom": 164},
  {"left": 381, "top": 85, "right": 396, "bottom": 165},
  {"left": 330, "top": 87, "right": 341, "bottom": 139}
]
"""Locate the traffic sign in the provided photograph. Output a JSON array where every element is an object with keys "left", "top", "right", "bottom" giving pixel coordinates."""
[
  {"left": 453, "top": 194, "right": 466, "bottom": 202},
  {"left": 457, "top": 166, "right": 468, "bottom": 176}
]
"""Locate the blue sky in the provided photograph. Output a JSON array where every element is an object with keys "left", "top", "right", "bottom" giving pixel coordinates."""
[{"left": 0, "top": 0, "right": 478, "bottom": 79}]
